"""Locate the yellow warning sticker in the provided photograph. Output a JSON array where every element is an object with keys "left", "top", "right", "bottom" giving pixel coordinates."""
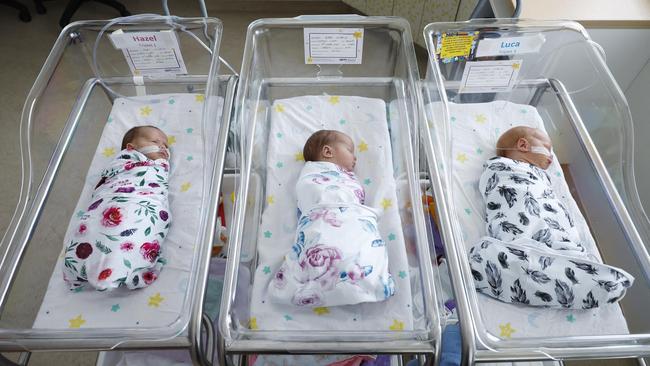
[
  {"left": 440, "top": 34, "right": 476, "bottom": 59},
  {"left": 435, "top": 31, "right": 479, "bottom": 63}
]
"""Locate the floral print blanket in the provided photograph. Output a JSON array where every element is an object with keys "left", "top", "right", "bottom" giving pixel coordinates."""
[
  {"left": 249, "top": 95, "right": 414, "bottom": 333},
  {"left": 62, "top": 149, "right": 170, "bottom": 291},
  {"left": 267, "top": 161, "right": 394, "bottom": 307},
  {"left": 34, "top": 93, "right": 220, "bottom": 330}
]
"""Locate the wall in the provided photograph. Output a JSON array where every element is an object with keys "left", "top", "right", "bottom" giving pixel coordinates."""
[{"left": 343, "top": 0, "right": 478, "bottom": 46}]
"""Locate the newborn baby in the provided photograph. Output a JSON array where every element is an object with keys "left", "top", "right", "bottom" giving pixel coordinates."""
[
  {"left": 62, "top": 125, "right": 171, "bottom": 291},
  {"left": 469, "top": 126, "right": 633, "bottom": 309},
  {"left": 268, "top": 130, "right": 395, "bottom": 307}
]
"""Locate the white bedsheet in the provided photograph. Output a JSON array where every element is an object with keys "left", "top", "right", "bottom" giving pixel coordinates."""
[
  {"left": 34, "top": 93, "right": 222, "bottom": 329},
  {"left": 437, "top": 100, "right": 628, "bottom": 338},
  {"left": 249, "top": 95, "right": 414, "bottom": 332}
]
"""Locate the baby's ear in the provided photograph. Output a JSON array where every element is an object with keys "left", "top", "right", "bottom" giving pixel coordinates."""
[
  {"left": 125, "top": 143, "right": 135, "bottom": 150},
  {"left": 516, "top": 137, "right": 529, "bottom": 151},
  {"left": 322, "top": 144, "right": 333, "bottom": 158}
]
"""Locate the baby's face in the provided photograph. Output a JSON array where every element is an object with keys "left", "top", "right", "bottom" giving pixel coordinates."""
[
  {"left": 521, "top": 130, "right": 553, "bottom": 170},
  {"left": 127, "top": 127, "right": 170, "bottom": 160},
  {"left": 330, "top": 135, "right": 357, "bottom": 171}
]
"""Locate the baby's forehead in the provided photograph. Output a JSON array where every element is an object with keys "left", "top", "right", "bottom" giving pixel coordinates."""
[
  {"left": 335, "top": 132, "right": 353, "bottom": 145},
  {"left": 531, "top": 129, "right": 551, "bottom": 142},
  {"left": 140, "top": 127, "right": 166, "bottom": 138}
]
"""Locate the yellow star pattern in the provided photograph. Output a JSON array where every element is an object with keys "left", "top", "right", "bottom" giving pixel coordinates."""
[
  {"left": 140, "top": 106, "right": 153, "bottom": 116},
  {"left": 475, "top": 114, "right": 487, "bottom": 124},
  {"left": 102, "top": 147, "right": 115, "bottom": 158},
  {"left": 249, "top": 317, "right": 258, "bottom": 330},
  {"left": 148, "top": 293, "right": 164, "bottom": 307},
  {"left": 167, "top": 135, "right": 176, "bottom": 146},
  {"left": 68, "top": 314, "right": 86, "bottom": 328},
  {"left": 456, "top": 153, "right": 468, "bottom": 163},
  {"left": 180, "top": 182, "right": 191, "bottom": 192},
  {"left": 389, "top": 319, "right": 404, "bottom": 331},
  {"left": 294, "top": 152, "right": 304, "bottom": 161},
  {"left": 357, "top": 141, "right": 368, "bottom": 153},
  {"left": 230, "top": 191, "right": 236, "bottom": 203},
  {"left": 267, "top": 195, "right": 275, "bottom": 205},
  {"left": 328, "top": 96, "right": 340, "bottom": 105},
  {"left": 512, "top": 62, "right": 521, "bottom": 70},
  {"left": 313, "top": 307, "right": 330, "bottom": 315},
  {"left": 195, "top": 94, "right": 205, "bottom": 102},
  {"left": 499, "top": 322, "right": 516, "bottom": 338},
  {"left": 274, "top": 104, "right": 285, "bottom": 113},
  {"left": 307, "top": 57, "right": 313, "bottom": 63},
  {"left": 381, "top": 198, "right": 393, "bottom": 210},
  {"left": 353, "top": 31, "right": 363, "bottom": 39}
]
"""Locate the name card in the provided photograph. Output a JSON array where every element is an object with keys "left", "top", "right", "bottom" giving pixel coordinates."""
[
  {"left": 304, "top": 28, "right": 364, "bottom": 64},
  {"left": 109, "top": 30, "right": 187, "bottom": 76}
]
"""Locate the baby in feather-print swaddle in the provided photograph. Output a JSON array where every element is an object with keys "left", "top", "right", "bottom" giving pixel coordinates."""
[
  {"left": 469, "top": 126, "right": 633, "bottom": 310},
  {"left": 268, "top": 130, "right": 395, "bottom": 307},
  {"left": 62, "top": 126, "right": 171, "bottom": 291}
]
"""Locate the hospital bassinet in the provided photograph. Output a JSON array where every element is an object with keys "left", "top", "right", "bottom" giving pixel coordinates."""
[
  {"left": 218, "top": 15, "right": 443, "bottom": 365},
  {"left": 420, "top": 18, "right": 650, "bottom": 363},
  {"left": 0, "top": 17, "right": 235, "bottom": 364}
]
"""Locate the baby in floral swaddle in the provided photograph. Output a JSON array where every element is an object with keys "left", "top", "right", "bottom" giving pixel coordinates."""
[
  {"left": 62, "top": 126, "right": 171, "bottom": 291},
  {"left": 268, "top": 130, "right": 395, "bottom": 307},
  {"left": 469, "top": 126, "right": 633, "bottom": 309}
]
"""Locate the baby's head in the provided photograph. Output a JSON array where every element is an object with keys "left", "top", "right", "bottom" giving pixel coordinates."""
[
  {"left": 303, "top": 130, "right": 356, "bottom": 171},
  {"left": 496, "top": 126, "right": 553, "bottom": 169},
  {"left": 121, "top": 125, "right": 170, "bottom": 160}
]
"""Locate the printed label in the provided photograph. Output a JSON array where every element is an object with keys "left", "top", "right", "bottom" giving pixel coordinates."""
[
  {"left": 476, "top": 34, "right": 545, "bottom": 57},
  {"left": 304, "top": 28, "right": 364, "bottom": 64},
  {"left": 109, "top": 30, "right": 187, "bottom": 76},
  {"left": 459, "top": 60, "right": 523, "bottom": 94}
]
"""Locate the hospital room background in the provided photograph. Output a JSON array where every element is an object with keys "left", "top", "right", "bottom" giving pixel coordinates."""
[{"left": 0, "top": 0, "right": 650, "bottom": 365}]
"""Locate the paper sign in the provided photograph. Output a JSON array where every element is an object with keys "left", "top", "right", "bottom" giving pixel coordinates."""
[
  {"left": 109, "top": 30, "right": 177, "bottom": 49},
  {"left": 459, "top": 60, "right": 523, "bottom": 94},
  {"left": 440, "top": 33, "right": 477, "bottom": 59},
  {"left": 109, "top": 30, "right": 187, "bottom": 76},
  {"left": 476, "top": 34, "right": 545, "bottom": 57},
  {"left": 304, "top": 28, "right": 363, "bottom": 64}
]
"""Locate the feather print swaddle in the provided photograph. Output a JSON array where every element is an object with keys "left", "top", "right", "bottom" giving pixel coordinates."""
[{"left": 469, "top": 157, "right": 633, "bottom": 309}]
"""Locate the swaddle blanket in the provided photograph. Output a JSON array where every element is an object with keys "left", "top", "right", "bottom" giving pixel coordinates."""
[
  {"left": 469, "top": 157, "right": 633, "bottom": 309},
  {"left": 268, "top": 161, "right": 394, "bottom": 307},
  {"left": 62, "top": 149, "right": 170, "bottom": 291}
]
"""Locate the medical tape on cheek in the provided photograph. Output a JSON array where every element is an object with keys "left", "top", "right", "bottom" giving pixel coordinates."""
[
  {"left": 530, "top": 146, "right": 552, "bottom": 157},
  {"left": 137, "top": 145, "right": 161, "bottom": 154},
  {"left": 137, "top": 145, "right": 170, "bottom": 159}
]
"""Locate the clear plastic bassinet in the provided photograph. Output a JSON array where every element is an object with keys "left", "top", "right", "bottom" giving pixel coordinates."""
[
  {"left": 218, "top": 15, "right": 443, "bottom": 364},
  {"left": 420, "top": 18, "right": 650, "bottom": 363},
  {"left": 0, "top": 17, "right": 236, "bottom": 359}
]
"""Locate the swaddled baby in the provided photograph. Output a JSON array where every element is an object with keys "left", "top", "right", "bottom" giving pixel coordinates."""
[
  {"left": 62, "top": 125, "right": 171, "bottom": 291},
  {"left": 469, "top": 126, "right": 633, "bottom": 309},
  {"left": 268, "top": 130, "right": 395, "bottom": 307}
]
